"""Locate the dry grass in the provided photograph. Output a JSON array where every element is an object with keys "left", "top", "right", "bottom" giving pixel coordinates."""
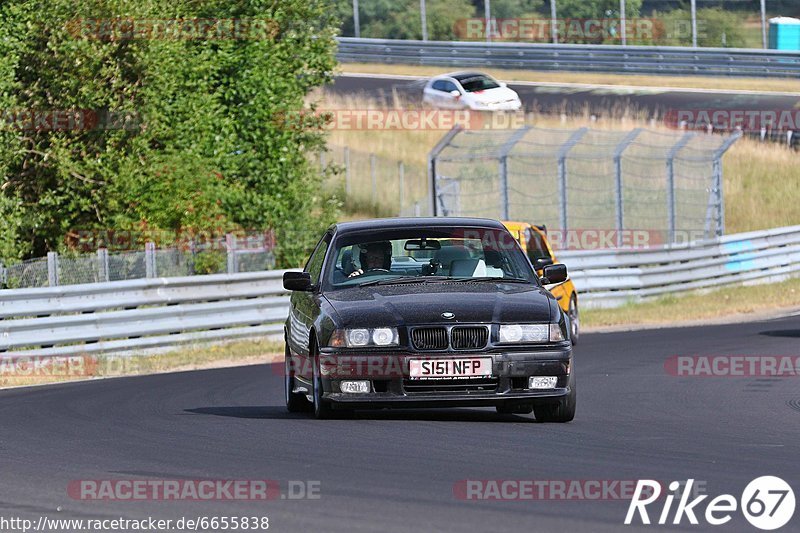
[
  {"left": 339, "top": 63, "right": 800, "bottom": 94},
  {"left": 583, "top": 276, "right": 800, "bottom": 328},
  {"left": 319, "top": 93, "right": 800, "bottom": 233},
  {"left": 723, "top": 141, "right": 800, "bottom": 233}
]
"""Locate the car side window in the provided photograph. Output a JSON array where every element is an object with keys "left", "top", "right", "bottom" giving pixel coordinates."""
[
  {"left": 304, "top": 235, "right": 331, "bottom": 285},
  {"left": 442, "top": 80, "right": 458, "bottom": 93},
  {"left": 525, "top": 229, "right": 552, "bottom": 263},
  {"left": 432, "top": 80, "right": 448, "bottom": 92}
]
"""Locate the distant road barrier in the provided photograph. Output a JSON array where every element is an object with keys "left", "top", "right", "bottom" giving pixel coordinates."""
[
  {"left": 336, "top": 37, "right": 800, "bottom": 78},
  {"left": 560, "top": 225, "right": 800, "bottom": 308},
  {"left": 2, "top": 225, "right": 799, "bottom": 357},
  {"left": 0, "top": 270, "right": 293, "bottom": 357}
]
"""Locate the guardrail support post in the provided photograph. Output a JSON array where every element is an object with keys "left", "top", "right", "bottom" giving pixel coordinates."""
[
  {"left": 0, "top": 262, "right": 7, "bottom": 287},
  {"left": 145, "top": 242, "right": 157, "bottom": 278},
  {"left": 557, "top": 128, "right": 588, "bottom": 235},
  {"left": 428, "top": 125, "right": 463, "bottom": 216},
  {"left": 226, "top": 233, "right": 238, "bottom": 274},
  {"left": 47, "top": 251, "right": 59, "bottom": 287},
  {"left": 613, "top": 128, "right": 642, "bottom": 247},
  {"left": 97, "top": 248, "right": 109, "bottom": 283}
]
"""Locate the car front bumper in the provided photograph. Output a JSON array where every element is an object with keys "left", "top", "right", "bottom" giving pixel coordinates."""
[{"left": 316, "top": 347, "right": 572, "bottom": 409}]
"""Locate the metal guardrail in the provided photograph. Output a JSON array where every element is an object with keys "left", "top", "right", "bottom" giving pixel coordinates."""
[
  {"left": 0, "top": 270, "right": 293, "bottom": 357},
  {"left": 336, "top": 37, "right": 800, "bottom": 78},
  {"left": 2, "top": 225, "right": 798, "bottom": 357},
  {"left": 559, "top": 225, "right": 800, "bottom": 308}
]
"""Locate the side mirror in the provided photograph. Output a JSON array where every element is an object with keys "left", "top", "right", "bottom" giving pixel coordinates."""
[
  {"left": 533, "top": 257, "right": 554, "bottom": 271},
  {"left": 283, "top": 271, "right": 313, "bottom": 291},
  {"left": 499, "top": 81, "right": 507, "bottom": 87},
  {"left": 449, "top": 90, "right": 461, "bottom": 98},
  {"left": 541, "top": 263, "right": 567, "bottom": 285}
]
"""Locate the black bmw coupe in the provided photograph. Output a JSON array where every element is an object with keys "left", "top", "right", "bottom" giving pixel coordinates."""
[{"left": 283, "top": 217, "right": 575, "bottom": 421}]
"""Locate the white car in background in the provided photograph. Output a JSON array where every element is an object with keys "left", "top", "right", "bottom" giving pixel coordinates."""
[{"left": 422, "top": 71, "right": 522, "bottom": 111}]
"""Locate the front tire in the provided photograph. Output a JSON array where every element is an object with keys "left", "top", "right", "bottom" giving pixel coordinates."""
[
  {"left": 312, "top": 348, "right": 335, "bottom": 419},
  {"left": 568, "top": 295, "right": 579, "bottom": 345},
  {"left": 533, "top": 373, "right": 576, "bottom": 423},
  {"left": 285, "top": 346, "right": 310, "bottom": 413}
]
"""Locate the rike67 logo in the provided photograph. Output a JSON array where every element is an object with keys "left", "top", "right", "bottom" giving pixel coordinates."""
[{"left": 625, "top": 477, "right": 795, "bottom": 530}]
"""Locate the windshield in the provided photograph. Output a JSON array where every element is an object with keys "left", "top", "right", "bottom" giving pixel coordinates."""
[
  {"left": 324, "top": 227, "right": 537, "bottom": 290},
  {"left": 456, "top": 74, "right": 500, "bottom": 93}
]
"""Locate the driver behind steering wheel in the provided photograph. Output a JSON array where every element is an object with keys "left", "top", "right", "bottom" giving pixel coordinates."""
[{"left": 348, "top": 241, "right": 392, "bottom": 278}]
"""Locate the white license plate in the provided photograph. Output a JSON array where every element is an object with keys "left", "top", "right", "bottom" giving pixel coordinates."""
[{"left": 409, "top": 358, "right": 492, "bottom": 380}]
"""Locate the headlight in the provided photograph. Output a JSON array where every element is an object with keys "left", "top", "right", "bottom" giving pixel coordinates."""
[
  {"left": 329, "top": 328, "right": 399, "bottom": 348},
  {"left": 347, "top": 329, "right": 370, "bottom": 346},
  {"left": 498, "top": 324, "right": 563, "bottom": 343}
]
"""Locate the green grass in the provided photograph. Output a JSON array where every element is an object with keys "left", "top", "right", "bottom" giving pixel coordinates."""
[{"left": 583, "top": 276, "right": 800, "bottom": 328}]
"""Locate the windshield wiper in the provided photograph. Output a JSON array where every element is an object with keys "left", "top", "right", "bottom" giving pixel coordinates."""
[
  {"left": 443, "top": 276, "right": 533, "bottom": 284},
  {"left": 357, "top": 276, "right": 432, "bottom": 287}
]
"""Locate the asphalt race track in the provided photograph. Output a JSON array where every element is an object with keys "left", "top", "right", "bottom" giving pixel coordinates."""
[
  {"left": 1, "top": 315, "right": 799, "bottom": 532},
  {"left": 329, "top": 73, "right": 800, "bottom": 117}
]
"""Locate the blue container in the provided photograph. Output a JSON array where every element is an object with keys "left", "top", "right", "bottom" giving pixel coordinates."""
[{"left": 769, "top": 17, "right": 800, "bottom": 50}]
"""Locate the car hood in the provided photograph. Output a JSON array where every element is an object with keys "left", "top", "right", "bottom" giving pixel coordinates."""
[
  {"left": 464, "top": 86, "right": 518, "bottom": 103},
  {"left": 323, "top": 282, "right": 554, "bottom": 328}
]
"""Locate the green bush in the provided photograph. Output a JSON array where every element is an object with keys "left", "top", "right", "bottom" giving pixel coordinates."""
[
  {"left": 334, "top": 0, "right": 476, "bottom": 41},
  {"left": 0, "top": 0, "right": 339, "bottom": 268},
  {"left": 654, "top": 8, "right": 748, "bottom": 47}
]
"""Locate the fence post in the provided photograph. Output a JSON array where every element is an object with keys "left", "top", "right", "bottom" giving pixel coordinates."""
[
  {"left": 557, "top": 128, "right": 589, "bottom": 234},
  {"left": 710, "top": 131, "right": 742, "bottom": 237},
  {"left": 344, "top": 146, "right": 351, "bottom": 196},
  {"left": 97, "top": 248, "right": 109, "bottom": 282},
  {"left": 398, "top": 161, "right": 405, "bottom": 215},
  {"left": 427, "top": 125, "right": 463, "bottom": 216},
  {"left": 414, "top": 202, "right": 420, "bottom": 217},
  {"left": 0, "top": 262, "right": 7, "bottom": 287},
  {"left": 496, "top": 126, "right": 530, "bottom": 221},
  {"left": 47, "top": 251, "right": 59, "bottom": 287},
  {"left": 613, "top": 128, "right": 642, "bottom": 247},
  {"left": 665, "top": 132, "right": 695, "bottom": 245},
  {"left": 370, "top": 153, "right": 377, "bottom": 205},
  {"left": 226, "top": 233, "right": 238, "bottom": 274},
  {"left": 145, "top": 241, "right": 157, "bottom": 278}
]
